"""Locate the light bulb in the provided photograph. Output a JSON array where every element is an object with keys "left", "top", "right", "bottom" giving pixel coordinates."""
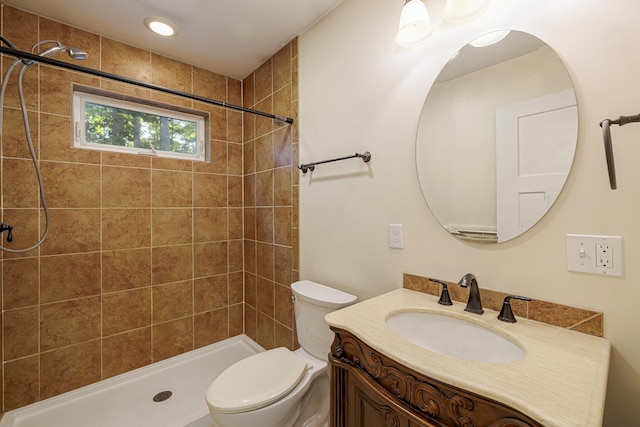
[
  {"left": 396, "top": 0, "right": 433, "bottom": 46},
  {"left": 144, "top": 17, "right": 178, "bottom": 37}
]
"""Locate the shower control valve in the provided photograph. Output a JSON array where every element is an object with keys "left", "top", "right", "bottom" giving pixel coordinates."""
[{"left": 0, "top": 222, "right": 13, "bottom": 243}]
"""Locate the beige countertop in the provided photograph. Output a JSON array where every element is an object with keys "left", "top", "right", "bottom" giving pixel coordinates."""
[{"left": 324, "top": 288, "right": 610, "bottom": 427}]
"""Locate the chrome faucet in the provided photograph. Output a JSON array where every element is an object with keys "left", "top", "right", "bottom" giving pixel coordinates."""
[{"left": 458, "top": 273, "right": 483, "bottom": 314}]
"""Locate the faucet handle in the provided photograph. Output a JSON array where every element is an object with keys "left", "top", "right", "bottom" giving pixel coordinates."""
[
  {"left": 428, "top": 278, "right": 453, "bottom": 306},
  {"left": 498, "top": 295, "right": 531, "bottom": 323}
]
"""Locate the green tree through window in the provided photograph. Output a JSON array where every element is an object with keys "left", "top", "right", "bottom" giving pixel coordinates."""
[
  {"left": 85, "top": 102, "right": 197, "bottom": 154},
  {"left": 73, "top": 89, "right": 206, "bottom": 161}
]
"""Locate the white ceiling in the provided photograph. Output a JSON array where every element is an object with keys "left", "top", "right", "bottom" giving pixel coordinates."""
[{"left": 3, "top": 0, "right": 344, "bottom": 79}]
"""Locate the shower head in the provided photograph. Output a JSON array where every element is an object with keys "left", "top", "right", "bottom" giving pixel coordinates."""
[
  {"left": 67, "top": 47, "right": 88, "bottom": 60},
  {"left": 37, "top": 44, "right": 88, "bottom": 60}
]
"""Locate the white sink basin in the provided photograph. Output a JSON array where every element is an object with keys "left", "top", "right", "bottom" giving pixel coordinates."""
[{"left": 385, "top": 311, "right": 524, "bottom": 363}]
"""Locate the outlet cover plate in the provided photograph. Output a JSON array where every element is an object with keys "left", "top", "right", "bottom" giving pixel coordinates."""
[{"left": 566, "top": 234, "right": 622, "bottom": 276}]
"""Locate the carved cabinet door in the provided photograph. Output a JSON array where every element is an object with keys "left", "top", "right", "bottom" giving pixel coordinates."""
[
  {"left": 332, "top": 360, "right": 443, "bottom": 427},
  {"left": 349, "top": 370, "right": 443, "bottom": 427}
]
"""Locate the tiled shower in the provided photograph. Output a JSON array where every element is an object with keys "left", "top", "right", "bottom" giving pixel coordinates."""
[{"left": 0, "top": 4, "right": 299, "bottom": 413}]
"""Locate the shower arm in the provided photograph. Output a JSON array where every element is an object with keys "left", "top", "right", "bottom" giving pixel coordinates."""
[
  {"left": 600, "top": 113, "right": 640, "bottom": 190},
  {"left": 0, "top": 45, "right": 293, "bottom": 125}
]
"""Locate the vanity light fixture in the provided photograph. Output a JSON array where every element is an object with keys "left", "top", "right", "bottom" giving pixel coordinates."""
[
  {"left": 468, "top": 29, "right": 510, "bottom": 47},
  {"left": 395, "top": 0, "right": 433, "bottom": 46},
  {"left": 144, "top": 16, "right": 178, "bottom": 37},
  {"left": 395, "top": 0, "right": 491, "bottom": 46},
  {"left": 443, "top": 0, "right": 490, "bottom": 22}
]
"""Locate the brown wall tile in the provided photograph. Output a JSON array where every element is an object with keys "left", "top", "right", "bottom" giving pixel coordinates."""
[
  {"left": 152, "top": 317, "right": 193, "bottom": 361},
  {"left": 102, "top": 328, "right": 152, "bottom": 378},
  {"left": 229, "top": 304, "right": 244, "bottom": 336},
  {"left": 194, "top": 242, "right": 228, "bottom": 278},
  {"left": 3, "top": 258, "right": 39, "bottom": 309},
  {"left": 3, "top": 158, "right": 39, "bottom": 208},
  {"left": 101, "top": 38, "right": 152, "bottom": 81},
  {"left": 152, "top": 208, "right": 193, "bottom": 246},
  {"left": 194, "top": 173, "right": 227, "bottom": 207},
  {"left": 40, "top": 340, "right": 101, "bottom": 399},
  {"left": 256, "top": 311, "right": 275, "bottom": 350},
  {"left": 256, "top": 170, "right": 274, "bottom": 206},
  {"left": 40, "top": 162, "right": 100, "bottom": 208},
  {"left": 40, "top": 297, "right": 101, "bottom": 351},
  {"left": 152, "top": 170, "right": 192, "bottom": 207},
  {"left": 4, "top": 307, "right": 38, "bottom": 360},
  {"left": 254, "top": 60, "right": 273, "bottom": 103},
  {"left": 256, "top": 134, "right": 274, "bottom": 172},
  {"left": 194, "top": 208, "right": 227, "bottom": 242},
  {"left": 152, "top": 245, "right": 193, "bottom": 285},
  {"left": 102, "top": 249, "right": 151, "bottom": 292},
  {"left": 256, "top": 242, "right": 274, "bottom": 280},
  {"left": 256, "top": 277, "right": 275, "bottom": 317},
  {"left": 4, "top": 356, "right": 39, "bottom": 411},
  {"left": 228, "top": 240, "right": 243, "bottom": 273},
  {"left": 194, "top": 308, "right": 228, "bottom": 348},
  {"left": 195, "top": 275, "right": 228, "bottom": 313},
  {"left": 103, "top": 288, "right": 152, "bottom": 336},
  {"left": 102, "top": 167, "right": 151, "bottom": 208},
  {"left": 273, "top": 45, "right": 292, "bottom": 92},
  {"left": 153, "top": 281, "right": 193, "bottom": 323},
  {"left": 256, "top": 207, "right": 274, "bottom": 243},
  {"left": 102, "top": 208, "right": 151, "bottom": 250},
  {"left": 2, "top": 108, "right": 38, "bottom": 159},
  {"left": 229, "top": 272, "right": 244, "bottom": 305},
  {"left": 40, "top": 253, "right": 101, "bottom": 303},
  {"left": 40, "top": 209, "right": 101, "bottom": 255},
  {"left": 151, "top": 54, "right": 192, "bottom": 93}
]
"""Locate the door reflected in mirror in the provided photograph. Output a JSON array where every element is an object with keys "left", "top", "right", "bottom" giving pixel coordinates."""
[{"left": 416, "top": 30, "right": 577, "bottom": 243}]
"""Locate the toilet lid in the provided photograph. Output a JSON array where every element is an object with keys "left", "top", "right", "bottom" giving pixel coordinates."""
[{"left": 206, "top": 347, "right": 309, "bottom": 414}]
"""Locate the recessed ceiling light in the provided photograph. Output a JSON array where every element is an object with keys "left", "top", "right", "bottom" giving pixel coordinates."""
[{"left": 144, "top": 17, "right": 178, "bottom": 37}]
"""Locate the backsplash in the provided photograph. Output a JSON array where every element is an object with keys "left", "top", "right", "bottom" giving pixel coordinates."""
[{"left": 403, "top": 273, "right": 603, "bottom": 337}]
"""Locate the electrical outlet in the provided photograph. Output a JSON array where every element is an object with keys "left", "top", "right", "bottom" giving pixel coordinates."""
[
  {"left": 389, "top": 224, "right": 403, "bottom": 249},
  {"left": 596, "top": 244, "right": 613, "bottom": 268},
  {"left": 567, "top": 234, "right": 622, "bottom": 276}
]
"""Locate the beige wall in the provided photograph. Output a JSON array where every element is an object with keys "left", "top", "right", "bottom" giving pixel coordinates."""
[
  {"left": 299, "top": 0, "right": 640, "bottom": 425},
  {"left": 0, "top": 5, "right": 300, "bottom": 414}
]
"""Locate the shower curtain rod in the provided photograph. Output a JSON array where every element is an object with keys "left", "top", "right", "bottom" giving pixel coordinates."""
[{"left": 0, "top": 46, "right": 294, "bottom": 125}]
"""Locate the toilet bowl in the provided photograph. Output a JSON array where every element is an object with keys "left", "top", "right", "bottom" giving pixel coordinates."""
[{"left": 205, "top": 280, "right": 357, "bottom": 427}]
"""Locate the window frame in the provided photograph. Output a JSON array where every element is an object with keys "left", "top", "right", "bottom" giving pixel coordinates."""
[{"left": 72, "top": 88, "right": 208, "bottom": 162}]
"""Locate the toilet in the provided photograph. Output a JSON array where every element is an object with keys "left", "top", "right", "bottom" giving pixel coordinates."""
[{"left": 205, "top": 280, "right": 357, "bottom": 427}]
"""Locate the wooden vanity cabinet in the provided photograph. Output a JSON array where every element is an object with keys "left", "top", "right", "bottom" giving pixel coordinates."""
[{"left": 329, "top": 327, "right": 544, "bottom": 427}]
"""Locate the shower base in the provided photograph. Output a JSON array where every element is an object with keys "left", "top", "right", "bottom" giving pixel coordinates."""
[{"left": 0, "top": 335, "right": 263, "bottom": 427}]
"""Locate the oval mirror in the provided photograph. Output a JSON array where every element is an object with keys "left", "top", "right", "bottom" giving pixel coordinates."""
[{"left": 416, "top": 30, "right": 577, "bottom": 243}]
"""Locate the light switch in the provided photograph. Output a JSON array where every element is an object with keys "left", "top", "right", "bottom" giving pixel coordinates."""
[{"left": 566, "top": 234, "right": 623, "bottom": 276}]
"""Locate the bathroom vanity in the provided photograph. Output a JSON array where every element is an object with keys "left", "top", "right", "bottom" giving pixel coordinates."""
[{"left": 325, "top": 289, "right": 610, "bottom": 427}]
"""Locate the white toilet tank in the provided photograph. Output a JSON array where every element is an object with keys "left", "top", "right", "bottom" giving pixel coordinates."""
[{"left": 291, "top": 280, "right": 357, "bottom": 360}]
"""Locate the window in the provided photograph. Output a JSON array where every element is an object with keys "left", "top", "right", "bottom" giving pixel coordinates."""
[{"left": 72, "top": 88, "right": 207, "bottom": 161}]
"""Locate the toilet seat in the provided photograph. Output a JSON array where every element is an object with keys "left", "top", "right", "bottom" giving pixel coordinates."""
[{"left": 206, "top": 347, "right": 309, "bottom": 414}]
